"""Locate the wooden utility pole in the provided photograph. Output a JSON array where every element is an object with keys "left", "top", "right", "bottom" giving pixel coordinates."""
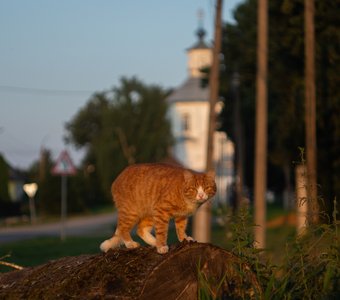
[
  {"left": 232, "top": 71, "right": 244, "bottom": 212},
  {"left": 193, "top": 0, "right": 223, "bottom": 243},
  {"left": 295, "top": 164, "right": 308, "bottom": 235},
  {"left": 254, "top": 0, "right": 268, "bottom": 249},
  {"left": 304, "top": 0, "right": 318, "bottom": 224},
  {"left": 39, "top": 148, "right": 47, "bottom": 182}
]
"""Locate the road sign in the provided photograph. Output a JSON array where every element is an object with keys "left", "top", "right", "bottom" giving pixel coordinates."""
[
  {"left": 23, "top": 183, "right": 38, "bottom": 224},
  {"left": 51, "top": 150, "right": 76, "bottom": 241},
  {"left": 52, "top": 150, "right": 77, "bottom": 176},
  {"left": 23, "top": 183, "right": 38, "bottom": 198}
]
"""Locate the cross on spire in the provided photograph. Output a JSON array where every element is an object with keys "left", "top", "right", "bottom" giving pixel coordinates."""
[{"left": 196, "top": 9, "right": 206, "bottom": 42}]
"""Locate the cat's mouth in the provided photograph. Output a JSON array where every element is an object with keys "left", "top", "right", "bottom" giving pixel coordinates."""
[
  {"left": 196, "top": 198, "right": 213, "bottom": 208},
  {"left": 195, "top": 193, "right": 209, "bottom": 202},
  {"left": 195, "top": 196, "right": 209, "bottom": 204},
  {"left": 195, "top": 186, "right": 210, "bottom": 202}
]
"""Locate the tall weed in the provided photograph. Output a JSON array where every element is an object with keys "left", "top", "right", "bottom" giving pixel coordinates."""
[{"left": 211, "top": 197, "right": 339, "bottom": 299}]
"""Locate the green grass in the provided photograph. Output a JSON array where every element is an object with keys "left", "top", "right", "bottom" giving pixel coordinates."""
[
  {"left": 0, "top": 224, "right": 294, "bottom": 273},
  {"left": 0, "top": 235, "right": 107, "bottom": 272},
  {"left": 0, "top": 227, "right": 180, "bottom": 273}
]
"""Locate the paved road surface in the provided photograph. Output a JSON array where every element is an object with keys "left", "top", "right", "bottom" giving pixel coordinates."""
[{"left": 0, "top": 213, "right": 116, "bottom": 244}]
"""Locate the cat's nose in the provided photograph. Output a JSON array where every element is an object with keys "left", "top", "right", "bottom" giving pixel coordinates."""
[{"left": 198, "top": 193, "right": 205, "bottom": 199}]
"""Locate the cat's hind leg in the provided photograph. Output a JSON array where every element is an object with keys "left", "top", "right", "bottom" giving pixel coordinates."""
[
  {"left": 116, "top": 212, "right": 140, "bottom": 249},
  {"left": 100, "top": 212, "right": 140, "bottom": 252},
  {"left": 100, "top": 229, "right": 123, "bottom": 252},
  {"left": 137, "top": 217, "right": 156, "bottom": 247}
]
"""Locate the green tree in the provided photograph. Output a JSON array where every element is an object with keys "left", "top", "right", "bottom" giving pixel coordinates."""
[
  {"left": 220, "top": 0, "right": 340, "bottom": 215},
  {"left": 65, "top": 77, "right": 173, "bottom": 200},
  {"left": 220, "top": 0, "right": 257, "bottom": 193},
  {"left": 0, "top": 154, "right": 10, "bottom": 203}
]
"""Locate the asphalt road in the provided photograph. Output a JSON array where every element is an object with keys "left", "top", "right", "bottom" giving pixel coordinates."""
[{"left": 0, "top": 213, "right": 117, "bottom": 244}]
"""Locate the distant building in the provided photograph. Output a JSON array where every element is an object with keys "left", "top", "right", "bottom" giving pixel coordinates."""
[
  {"left": 0, "top": 154, "right": 25, "bottom": 203},
  {"left": 8, "top": 166, "right": 25, "bottom": 202},
  {"left": 167, "top": 26, "right": 234, "bottom": 204}
]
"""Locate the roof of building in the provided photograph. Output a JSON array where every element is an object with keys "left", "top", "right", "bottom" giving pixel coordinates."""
[
  {"left": 187, "top": 27, "right": 210, "bottom": 51},
  {"left": 187, "top": 40, "right": 210, "bottom": 51},
  {"left": 167, "top": 77, "right": 209, "bottom": 103}
]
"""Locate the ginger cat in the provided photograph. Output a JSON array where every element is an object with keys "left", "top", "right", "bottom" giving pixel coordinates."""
[{"left": 100, "top": 163, "right": 216, "bottom": 254}]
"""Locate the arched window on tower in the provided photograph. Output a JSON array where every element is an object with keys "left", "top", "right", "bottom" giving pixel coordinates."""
[{"left": 182, "top": 113, "right": 190, "bottom": 133}]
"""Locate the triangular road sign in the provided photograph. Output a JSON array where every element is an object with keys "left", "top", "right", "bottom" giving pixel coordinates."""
[{"left": 52, "top": 150, "right": 77, "bottom": 176}]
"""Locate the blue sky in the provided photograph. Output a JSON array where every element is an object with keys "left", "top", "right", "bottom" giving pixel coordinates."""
[{"left": 0, "top": 0, "right": 243, "bottom": 169}]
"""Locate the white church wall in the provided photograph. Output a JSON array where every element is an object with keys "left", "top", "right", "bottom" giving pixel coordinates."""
[
  {"left": 187, "top": 48, "right": 212, "bottom": 78},
  {"left": 169, "top": 101, "right": 209, "bottom": 172},
  {"left": 213, "top": 131, "right": 234, "bottom": 205},
  {"left": 167, "top": 104, "right": 188, "bottom": 166}
]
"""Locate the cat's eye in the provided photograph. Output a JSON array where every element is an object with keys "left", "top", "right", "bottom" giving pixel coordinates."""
[
  {"left": 205, "top": 186, "right": 215, "bottom": 194},
  {"left": 185, "top": 187, "right": 196, "bottom": 194}
]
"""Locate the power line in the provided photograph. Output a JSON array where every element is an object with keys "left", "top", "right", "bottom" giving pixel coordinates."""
[{"left": 0, "top": 85, "right": 95, "bottom": 96}]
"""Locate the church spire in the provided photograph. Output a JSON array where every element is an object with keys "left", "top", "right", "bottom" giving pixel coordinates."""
[
  {"left": 186, "top": 9, "right": 212, "bottom": 77},
  {"left": 196, "top": 9, "right": 206, "bottom": 44},
  {"left": 189, "top": 9, "right": 209, "bottom": 50}
]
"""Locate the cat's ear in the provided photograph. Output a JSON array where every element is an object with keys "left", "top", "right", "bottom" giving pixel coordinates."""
[
  {"left": 183, "top": 170, "right": 193, "bottom": 182},
  {"left": 206, "top": 170, "right": 215, "bottom": 179}
]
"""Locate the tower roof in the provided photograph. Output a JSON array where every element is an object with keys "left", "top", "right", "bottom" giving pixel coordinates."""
[
  {"left": 167, "top": 77, "right": 209, "bottom": 103},
  {"left": 187, "top": 27, "right": 210, "bottom": 50}
]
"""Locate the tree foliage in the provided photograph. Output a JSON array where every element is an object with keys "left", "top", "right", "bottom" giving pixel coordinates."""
[
  {"left": 220, "top": 0, "right": 340, "bottom": 213},
  {"left": 0, "top": 154, "right": 10, "bottom": 204},
  {"left": 65, "top": 77, "right": 173, "bottom": 200}
]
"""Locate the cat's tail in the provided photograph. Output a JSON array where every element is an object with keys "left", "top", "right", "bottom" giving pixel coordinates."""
[{"left": 100, "top": 230, "right": 122, "bottom": 252}]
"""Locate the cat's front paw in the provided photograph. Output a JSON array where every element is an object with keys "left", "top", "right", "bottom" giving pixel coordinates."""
[
  {"left": 100, "top": 239, "right": 112, "bottom": 252},
  {"left": 184, "top": 236, "right": 195, "bottom": 242},
  {"left": 157, "top": 245, "right": 169, "bottom": 254}
]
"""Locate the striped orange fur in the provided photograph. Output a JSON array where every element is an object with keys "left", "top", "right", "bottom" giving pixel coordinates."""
[{"left": 100, "top": 163, "right": 216, "bottom": 254}]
